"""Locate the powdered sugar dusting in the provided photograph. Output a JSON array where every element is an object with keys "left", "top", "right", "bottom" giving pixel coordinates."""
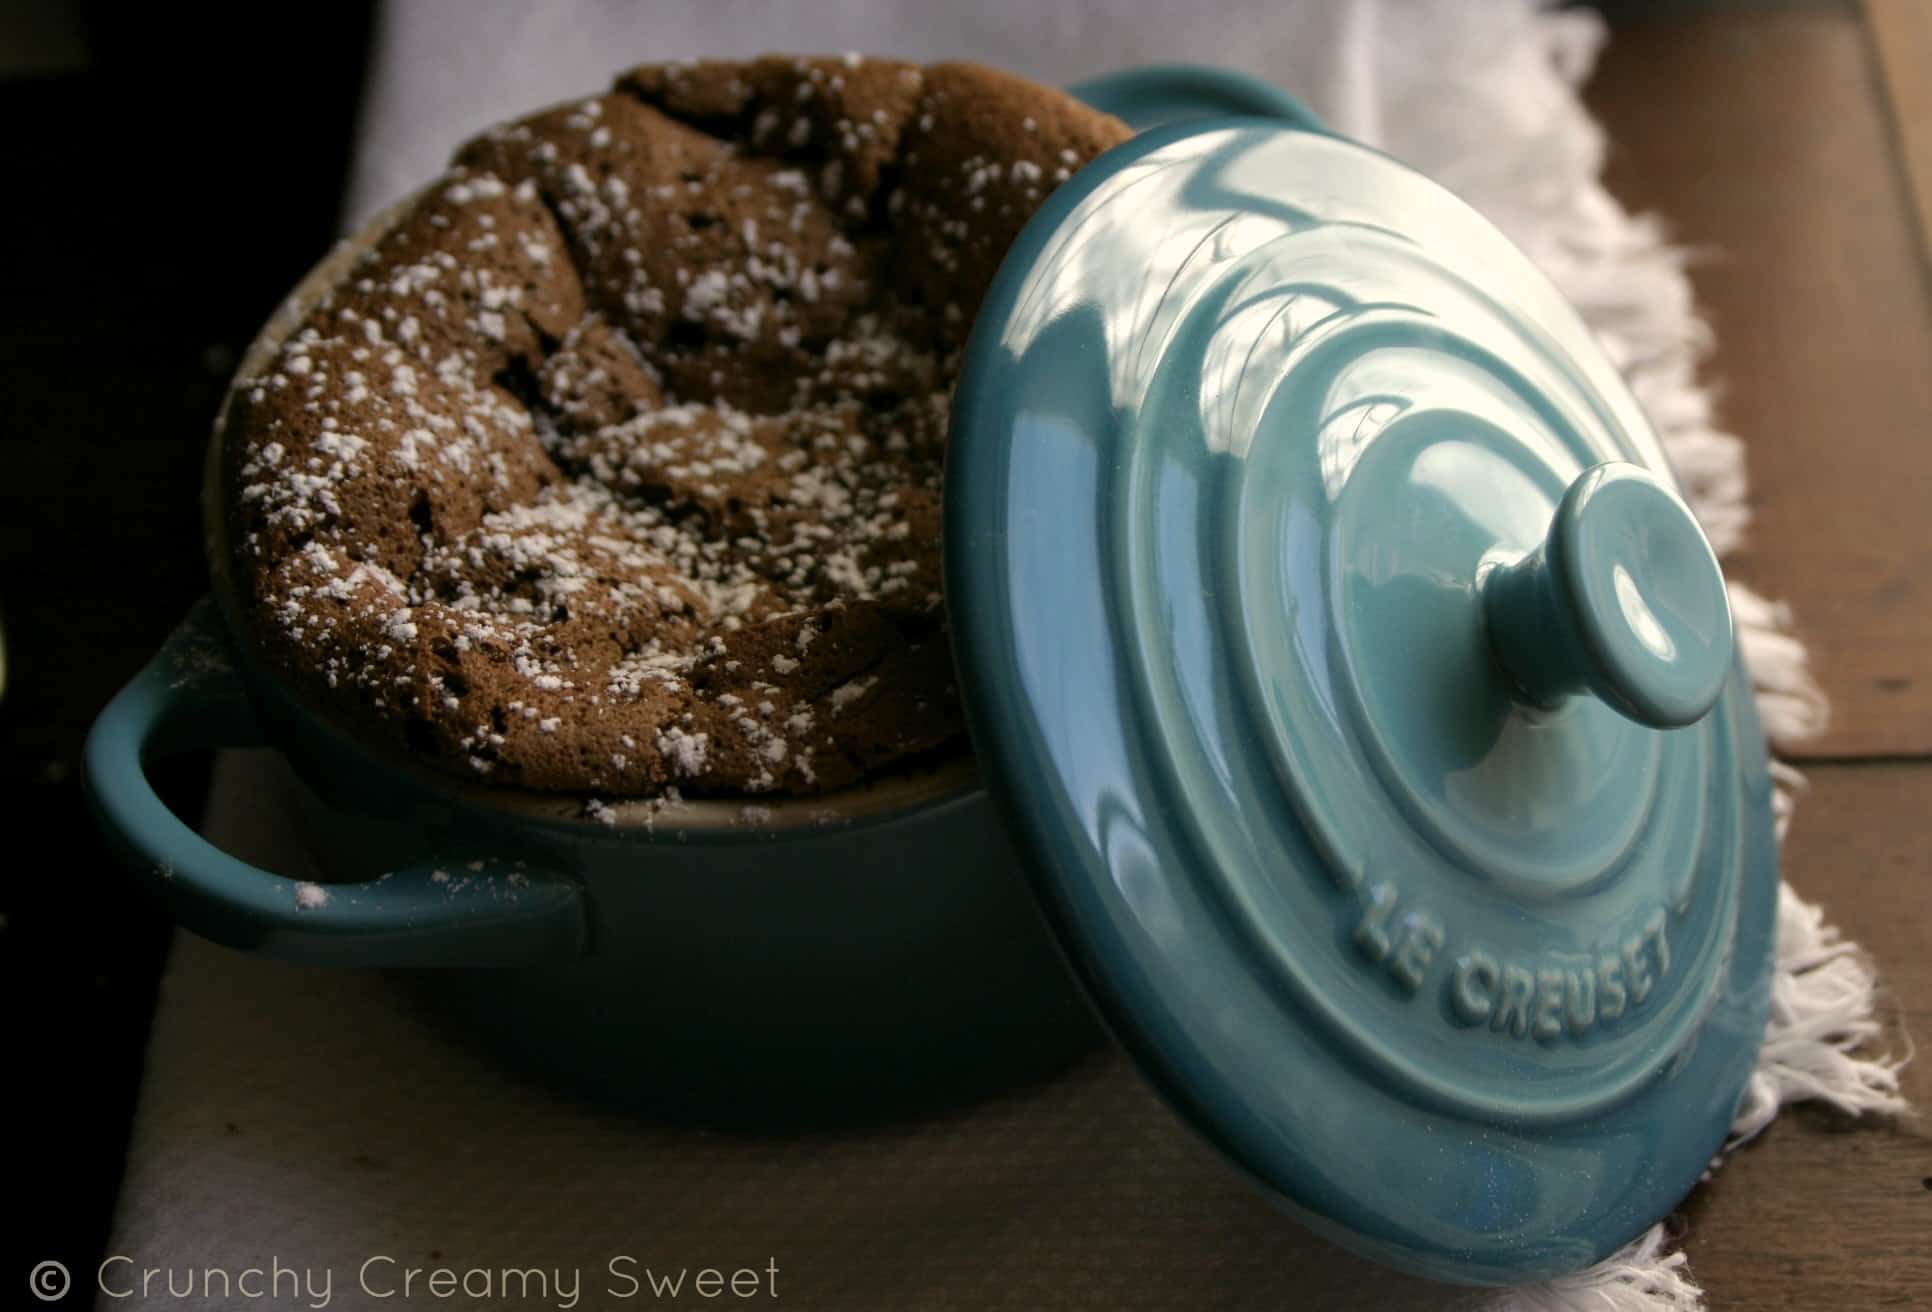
[{"left": 226, "top": 56, "right": 1126, "bottom": 798}]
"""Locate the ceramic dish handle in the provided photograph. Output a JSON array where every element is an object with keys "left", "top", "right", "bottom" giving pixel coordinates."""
[
  {"left": 1069, "top": 64, "right": 1326, "bottom": 133},
  {"left": 84, "top": 599, "right": 588, "bottom": 968}
]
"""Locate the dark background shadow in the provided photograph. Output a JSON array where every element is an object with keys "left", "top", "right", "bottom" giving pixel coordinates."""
[{"left": 0, "top": 4, "right": 375, "bottom": 1294}]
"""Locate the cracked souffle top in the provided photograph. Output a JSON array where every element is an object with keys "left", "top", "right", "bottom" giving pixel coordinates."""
[{"left": 223, "top": 56, "right": 1131, "bottom": 796}]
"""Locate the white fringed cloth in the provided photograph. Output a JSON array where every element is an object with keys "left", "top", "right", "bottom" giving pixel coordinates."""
[{"left": 106, "top": 5, "right": 1904, "bottom": 1311}]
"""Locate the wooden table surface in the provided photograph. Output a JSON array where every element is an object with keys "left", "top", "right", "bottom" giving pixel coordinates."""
[{"left": 1588, "top": 4, "right": 1931, "bottom": 1305}]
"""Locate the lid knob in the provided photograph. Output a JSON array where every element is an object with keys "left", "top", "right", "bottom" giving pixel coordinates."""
[{"left": 1480, "top": 462, "right": 1733, "bottom": 728}]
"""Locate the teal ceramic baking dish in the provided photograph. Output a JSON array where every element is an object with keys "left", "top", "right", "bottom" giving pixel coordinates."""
[
  {"left": 86, "top": 65, "right": 1778, "bottom": 1285},
  {"left": 90, "top": 597, "right": 1095, "bottom": 1124},
  {"left": 79, "top": 62, "right": 1326, "bottom": 1130}
]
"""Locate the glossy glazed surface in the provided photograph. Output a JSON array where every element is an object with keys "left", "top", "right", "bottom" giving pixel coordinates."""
[
  {"left": 947, "top": 117, "right": 1777, "bottom": 1282},
  {"left": 1069, "top": 63, "right": 1327, "bottom": 133},
  {"left": 1483, "top": 461, "right": 1733, "bottom": 727}
]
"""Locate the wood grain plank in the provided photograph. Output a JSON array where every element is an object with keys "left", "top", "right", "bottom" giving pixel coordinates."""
[
  {"left": 1588, "top": 6, "right": 1932, "bottom": 758},
  {"left": 1679, "top": 761, "right": 1931, "bottom": 1309},
  {"left": 1867, "top": 0, "right": 1932, "bottom": 270}
]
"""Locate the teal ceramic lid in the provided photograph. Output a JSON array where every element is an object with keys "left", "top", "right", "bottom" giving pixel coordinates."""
[{"left": 946, "top": 106, "right": 1778, "bottom": 1285}]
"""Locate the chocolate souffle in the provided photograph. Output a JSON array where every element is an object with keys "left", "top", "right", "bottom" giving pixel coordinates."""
[{"left": 223, "top": 57, "right": 1131, "bottom": 798}]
